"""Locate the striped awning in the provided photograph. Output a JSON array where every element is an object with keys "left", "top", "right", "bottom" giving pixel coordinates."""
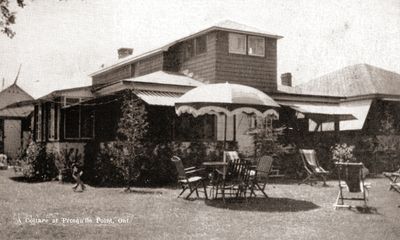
[{"left": 134, "top": 90, "right": 183, "bottom": 106}]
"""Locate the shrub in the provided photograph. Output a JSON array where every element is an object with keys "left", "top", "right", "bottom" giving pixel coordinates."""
[
  {"left": 18, "top": 142, "right": 57, "bottom": 181},
  {"left": 138, "top": 142, "right": 176, "bottom": 186},
  {"left": 331, "top": 143, "right": 356, "bottom": 163},
  {"left": 54, "top": 148, "right": 83, "bottom": 182},
  {"left": 90, "top": 143, "right": 124, "bottom": 186}
]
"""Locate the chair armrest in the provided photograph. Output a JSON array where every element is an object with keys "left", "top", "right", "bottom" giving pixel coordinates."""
[
  {"left": 184, "top": 166, "right": 196, "bottom": 171},
  {"left": 185, "top": 168, "right": 205, "bottom": 175}
]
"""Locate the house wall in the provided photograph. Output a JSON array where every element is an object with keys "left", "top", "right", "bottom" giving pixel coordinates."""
[
  {"left": 215, "top": 31, "right": 277, "bottom": 93},
  {"left": 135, "top": 54, "right": 164, "bottom": 77},
  {"left": 92, "top": 65, "right": 132, "bottom": 86},
  {"left": 163, "top": 31, "right": 217, "bottom": 83},
  {"left": 3, "top": 119, "right": 21, "bottom": 159}
]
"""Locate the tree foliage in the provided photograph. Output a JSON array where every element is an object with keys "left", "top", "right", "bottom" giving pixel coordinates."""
[
  {"left": 0, "top": 0, "right": 25, "bottom": 38},
  {"left": 114, "top": 90, "right": 149, "bottom": 191}
]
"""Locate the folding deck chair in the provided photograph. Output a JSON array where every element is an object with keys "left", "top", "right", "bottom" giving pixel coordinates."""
[
  {"left": 383, "top": 169, "right": 400, "bottom": 193},
  {"left": 171, "top": 156, "right": 208, "bottom": 200},
  {"left": 299, "top": 149, "right": 329, "bottom": 186},
  {"left": 334, "top": 162, "right": 371, "bottom": 209}
]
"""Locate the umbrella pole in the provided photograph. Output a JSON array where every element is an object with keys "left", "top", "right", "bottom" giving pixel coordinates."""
[{"left": 224, "top": 115, "right": 227, "bottom": 150}]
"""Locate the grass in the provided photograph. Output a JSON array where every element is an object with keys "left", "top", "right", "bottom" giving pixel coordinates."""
[{"left": 1, "top": 169, "right": 399, "bottom": 240}]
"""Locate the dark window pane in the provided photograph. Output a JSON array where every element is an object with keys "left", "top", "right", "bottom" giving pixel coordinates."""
[
  {"left": 81, "top": 106, "right": 94, "bottom": 138},
  {"left": 64, "top": 106, "right": 80, "bottom": 139}
]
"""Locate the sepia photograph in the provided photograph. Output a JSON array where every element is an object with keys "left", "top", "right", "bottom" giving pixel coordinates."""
[{"left": 0, "top": 0, "right": 399, "bottom": 239}]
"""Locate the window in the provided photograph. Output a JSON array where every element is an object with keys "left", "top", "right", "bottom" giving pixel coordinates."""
[
  {"left": 35, "top": 105, "right": 43, "bottom": 141},
  {"left": 248, "top": 36, "right": 265, "bottom": 57},
  {"left": 46, "top": 103, "right": 54, "bottom": 140},
  {"left": 184, "top": 40, "right": 194, "bottom": 60},
  {"left": 64, "top": 106, "right": 80, "bottom": 139},
  {"left": 229, "top": 33, "right": 246, "bottom": 54},
  {"left": 80, "top": 106, "right": 94, "bottom": 138},
  {"left": 195, "top": 35, "right": 207, "bottom": 55},
  {"left": 64, "top": 104, "right": 94, "bottom": 140}
]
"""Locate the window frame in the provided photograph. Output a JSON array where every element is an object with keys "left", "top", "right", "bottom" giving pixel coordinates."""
[
  {"left": 228, "top": 33, "right": 247, "bottom": 55},
  {"left": 247, "top": 35, "right": 265, "bottom": 57},
  {"left": 63, "top": 97, "right": 94, "bottom": 140}
]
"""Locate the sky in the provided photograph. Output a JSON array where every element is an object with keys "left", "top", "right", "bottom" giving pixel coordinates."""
[{"left": 0, "top": 0, "right": 399, "bottom": 98}]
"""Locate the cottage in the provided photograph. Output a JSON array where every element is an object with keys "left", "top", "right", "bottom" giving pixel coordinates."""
[
  {"left": 0, "top": 83, "right": 34, "bottom": 160},
  {"left": 32, "top": 20, "right": 400, "bottom": 174},
  {"left": 32, "top": 20, "right": 283, "bottom": 158}
]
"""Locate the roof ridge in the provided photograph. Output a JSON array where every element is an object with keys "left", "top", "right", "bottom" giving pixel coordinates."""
[{"left": 360, "top": 64, "right": 378, "bottom": 95}]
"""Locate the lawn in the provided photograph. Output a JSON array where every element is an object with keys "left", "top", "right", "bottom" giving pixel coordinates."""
[{"left": 0, "top": 169, "right": 399, "bottom": 240}]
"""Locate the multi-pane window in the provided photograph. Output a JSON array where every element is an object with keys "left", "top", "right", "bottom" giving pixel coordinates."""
[
  {"left": 64, "top": 104, "right": 94, "bottom": 139},
  {"left": 248, "top": 36, "right": 265, "bottom": 57},
  {"left": 229, "top": 33, "right": 266, "bottom": 57},
  {"left": 228, "top": 33, "right": 246, "bottom": 54}
]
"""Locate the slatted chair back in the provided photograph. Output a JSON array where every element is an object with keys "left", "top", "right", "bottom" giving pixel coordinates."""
[
  {"left": 171, "top": 156, "right": 187, "bottom": 180},
  {"left": 336, "top": 162, "right": 365, "bottom": 193},
  {"left": 223, "top": 151, "right": 239, "bottom": 162},
  {"left": 256, "top": 156, "right": 274, "bottom": 179},
  {"left": 223, "top": 151, "right": 240, "bottom": 178}
]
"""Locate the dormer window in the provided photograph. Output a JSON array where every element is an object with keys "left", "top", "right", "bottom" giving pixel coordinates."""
[
  {"left": 248, "top": 36, "right": 265, "bottom": 57},
  {"left": 229, "top": 33, "right": 246, "bottom": 55},
  {"left": 229, "top": 33, "right": 265, "bottom": 57}
]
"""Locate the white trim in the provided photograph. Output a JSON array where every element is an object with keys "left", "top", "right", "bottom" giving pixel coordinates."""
[{"left": 175, "top": 105, "right": 279, "bottom": 119}]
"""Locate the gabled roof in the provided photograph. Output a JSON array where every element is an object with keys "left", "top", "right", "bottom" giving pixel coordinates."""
[
  {"left": 294, "top": 64, "right": 400, "bottom": 98},
  {"left": 0, "top": 83, "right": 34, "bottom": 109},
  {"left": 90, "top": 20, "right": 283, "bottom": 77}
]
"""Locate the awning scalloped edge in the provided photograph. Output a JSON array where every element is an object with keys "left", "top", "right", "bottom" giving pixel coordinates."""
[{"left": 175, "top": 105, "right": 279, "bottom": 119}]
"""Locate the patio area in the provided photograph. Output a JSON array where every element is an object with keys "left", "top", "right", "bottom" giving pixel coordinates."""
[{"left": 1, "top": 169, "right": 399, "bottom": 240}]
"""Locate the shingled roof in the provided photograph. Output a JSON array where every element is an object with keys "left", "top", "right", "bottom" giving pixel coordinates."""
[{"left": 295, "top": 64, "right": 400, "bottom": 98}]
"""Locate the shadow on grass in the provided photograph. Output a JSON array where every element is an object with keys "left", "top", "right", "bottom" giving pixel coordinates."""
[
  {"left": 123, "top": 189, "right": 163, "bottom": 195},
  {"left": 205, "top": 197, "right": 320, "bottom": 212},
  {"left": 9, "top": 176, "right": 52, "bottom": 183},
  {"left": 351, "top": 206, "right": 379, "bottom": 214}
]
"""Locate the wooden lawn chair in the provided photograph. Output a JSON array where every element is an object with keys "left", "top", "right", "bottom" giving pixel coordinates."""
[
  {"left": 215, "top": 151, "right": 251, "bottom": 202},
  {"left": 248, "top": 155, "right": 274, "bottom": 198},
  {"left": 171, "top": 156, "right": 208, "bottom": 200}
]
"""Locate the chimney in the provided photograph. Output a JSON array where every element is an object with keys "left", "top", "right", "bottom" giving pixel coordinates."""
[
  {"left": 118, "top": 48, "right": 133, "bottom": 59},
  {"left": 281, "top": 72, "right": 292, "bottom": 86}
]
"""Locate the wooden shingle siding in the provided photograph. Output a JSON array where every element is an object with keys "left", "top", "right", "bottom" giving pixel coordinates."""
[
  {"left": 135, "top": 53, "right": 164, "bottom": 77},
  {"left": 92, "top": 65, "right": 132, "bottom": 86},
  {"left": 215, "top": 31, "right": 277, "bottom": 93},
  {"left": 164, "top": 32, "right": 217, "bottom": 84}
]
